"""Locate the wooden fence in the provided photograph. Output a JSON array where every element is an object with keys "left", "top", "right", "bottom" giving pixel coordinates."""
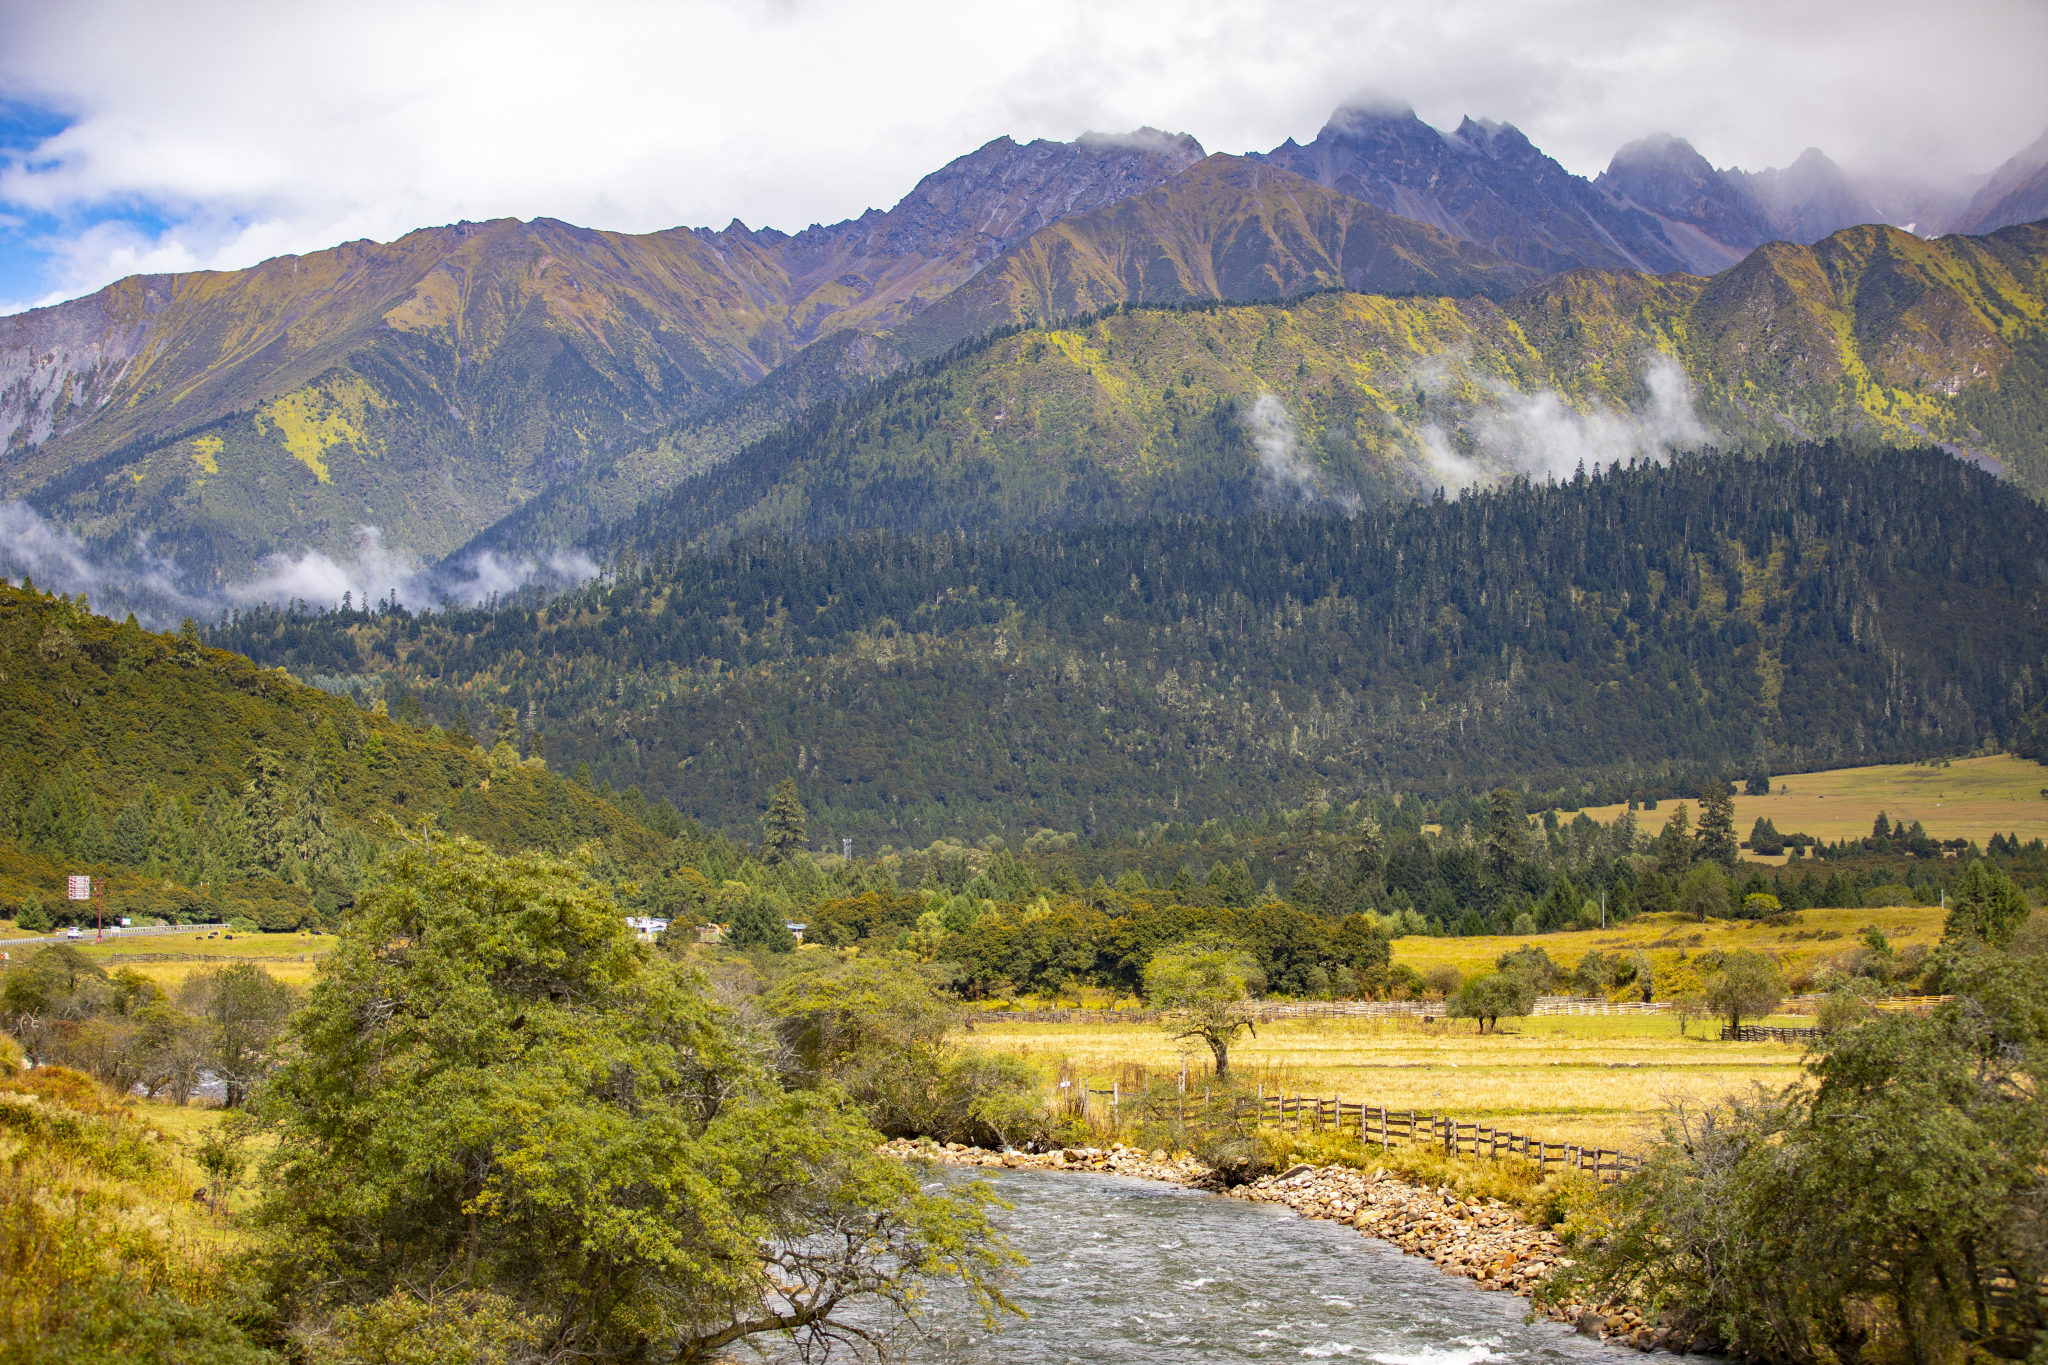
[
  {"left": 1070, "top": 1077, "right": 1640, "bottom": 1183},
  {"left": 1722, "top": 1024, "right": 1824, "bottom": 1043},
  {"left": 1252, "top": 1091, "right": 1642, "bottom": 1183}
]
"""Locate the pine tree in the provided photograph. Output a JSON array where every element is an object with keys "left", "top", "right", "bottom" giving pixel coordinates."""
[
  {"left": 760, "top": 778, "right": 808, "bottom": 865},
  {"left": 1656, "top": 803, "right": 1694, "bottom": 878},
  {"left": 1696, "top": 779, "right": 1738, "bottom": 867},
  {"left": 1943, "top": 861, "right": 2028, "bottom": 948},
  {"left": 1484, "top": 788, "right": 1527, "bottom": 886}
]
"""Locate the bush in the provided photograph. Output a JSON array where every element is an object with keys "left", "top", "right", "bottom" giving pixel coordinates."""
[{"left": 1420, "top": 964, "right": 1463, "bottom": 999}]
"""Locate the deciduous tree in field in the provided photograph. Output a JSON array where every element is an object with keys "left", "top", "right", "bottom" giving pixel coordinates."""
[
  {"left": 1705, "top": 948, "right": 1786, "bottom": 1033},
  {"left": 1145, "top": 941, "right": 1262, "bottom": 1074},
  {"left": 1448, "top": 971, "right": 1538, "bottom": 1033}
]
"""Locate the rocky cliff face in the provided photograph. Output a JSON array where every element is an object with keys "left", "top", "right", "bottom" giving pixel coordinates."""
[
  {"left": 894, "top": 154, "right": 1535, "bottom": 355},
  {"left": 1257, "top": 102, "right": 1733, "bottom": 277},
  {"left": 1598, "top": 134, "right": 1776, "bottom": 250},
  {"left": 1947, "top": 129, "right": 2048, "bottom": 235}
]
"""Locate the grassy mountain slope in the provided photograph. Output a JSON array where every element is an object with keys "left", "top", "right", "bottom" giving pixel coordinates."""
[
  {"left": 584, "top": 219, "right": 2048, "bottom": 554},
  {"left": 211, "top": 445, "right": 2048, "bottom": 844},
  {"left": 893, "top": 156, "right": 1535, "bottom": 356},
  {"left": 0, "top": 581, "right": 654, "bottom": 922},
  {"left": 448, "top": 330, "right": 909, "bottom": 563}
]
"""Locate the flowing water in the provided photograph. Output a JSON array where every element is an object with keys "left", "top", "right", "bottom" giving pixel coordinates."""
[{"left": 799, "top": 1169, "right": 1665, "bottom": 1364}]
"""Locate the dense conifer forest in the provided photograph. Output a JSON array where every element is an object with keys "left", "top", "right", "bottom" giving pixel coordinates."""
[{"left": 212, "top": 443, "right": 2048, "bottom": 843}]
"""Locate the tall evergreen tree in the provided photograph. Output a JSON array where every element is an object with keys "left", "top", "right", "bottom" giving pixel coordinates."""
[
  {"left": 1696, "top": 779, "right": 1738, "bottom": 867},
  {"left": 1657, "top": 803, "right": 1694, "bottom": 878},
  {"left": 1484, "top": 788, "right": 1527, "bottom": 887},
  {"left": 760, "top": 778, "right": 809, "bottom": 865}
]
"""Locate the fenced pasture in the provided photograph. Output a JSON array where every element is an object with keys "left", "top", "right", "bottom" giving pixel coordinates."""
[{"left": 964, "top": 1009, "right": 1818, "bottom": 1153}]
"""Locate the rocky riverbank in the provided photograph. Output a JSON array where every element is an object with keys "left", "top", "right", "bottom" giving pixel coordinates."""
[{"left": 878, "top": 1139, "right": 1711, "bottom": 1354}]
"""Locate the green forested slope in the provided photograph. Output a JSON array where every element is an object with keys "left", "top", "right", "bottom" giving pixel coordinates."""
[
  {"left": 0, "top": 582, "right": 653, "bottom": 924},
  {"left": 212, "top": 445, "right": 2048, "bottom": 843}
]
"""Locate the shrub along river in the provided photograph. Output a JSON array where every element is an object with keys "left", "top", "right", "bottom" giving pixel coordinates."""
[{"left": 786, "top": 1169, "right": 1677, "bottom": 1363}]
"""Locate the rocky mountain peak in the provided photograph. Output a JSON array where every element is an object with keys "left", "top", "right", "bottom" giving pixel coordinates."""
[{"left": 1599, "top": 135, "right": 1773, "bottom": 249}]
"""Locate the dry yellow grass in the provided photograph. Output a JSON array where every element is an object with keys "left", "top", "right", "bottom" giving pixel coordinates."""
[
  {"left": 1389, "top": 906, "right": 1946, "bottom": 983},
  {"left": 1576, "top": 753, "right": 2048, "bottom": 858},
  {"left": 2, "top": 932, "right": 334, "bottom": 990},
  {"left": 958, "top": 1012, "right": 1814, "bottom": 1153}
]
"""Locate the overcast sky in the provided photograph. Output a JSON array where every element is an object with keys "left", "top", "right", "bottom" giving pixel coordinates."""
[{"left": 2, "top": 0, "right": 2043, "bottom": 316}]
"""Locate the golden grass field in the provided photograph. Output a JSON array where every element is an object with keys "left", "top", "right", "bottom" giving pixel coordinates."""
[
  {"left": 1388, "top": 906, "right": 1947, "bottom": 982},
  {"left": 960, "top": 908, "right": 1961, "bottom": 1155},
  {"left": 1578, "top": 753, "right": 2048, "bottom": 857},
  {"left": 958, "top": 1012, "right": 1813, "bottom": 1154}
]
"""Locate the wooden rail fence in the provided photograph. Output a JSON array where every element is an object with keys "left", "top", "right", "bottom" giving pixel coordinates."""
[
  {"left": 1070, "top": 1078, "right": 1640, "bottom": 1183},
  {"left": 1252, "top": 1091, "right": 1642, "bottom": 1183},
  {"left": 1722, "top": 1024, "right": 1823, "bottom": 1043}
]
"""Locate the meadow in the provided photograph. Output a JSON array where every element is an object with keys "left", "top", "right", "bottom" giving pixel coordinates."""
[
  {"left": 958, "top": 1011, "right": 1812, "bottom": 1153},
  {"left": 1577, "top": 753, "right": 2048, "bottom": 855},
  {"left": 955, "top": 907, "right": 1945, "bottom": 1154},
  {"left": 0, "top": 928, "right": 334, "bottom": 990},
  {"left": 1387, "top": 905, "right": 1948, "bottom": 984}
]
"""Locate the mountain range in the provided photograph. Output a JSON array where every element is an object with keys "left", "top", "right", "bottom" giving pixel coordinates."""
[{"left": 2, "top": 99, "right": 2045, "bottom": 603}]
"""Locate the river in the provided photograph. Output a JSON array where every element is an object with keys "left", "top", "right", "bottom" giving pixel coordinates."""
[{"left": 808, "top": 1168, "right": 1667, "bottom": 1364}]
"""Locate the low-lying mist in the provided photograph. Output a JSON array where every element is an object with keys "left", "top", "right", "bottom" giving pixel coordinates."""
[
  {"left": 0, "top": 504, "right": 597, "bottom": 627},
  {"left": 1411, "top": 353, "right": 1715, "bottom": 489}
]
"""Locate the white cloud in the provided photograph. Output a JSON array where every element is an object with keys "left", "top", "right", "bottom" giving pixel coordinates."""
[
  {"left": 1, "top": 0, "right": 2044, "bottom": 311},
  {"left": 0, "top": 504, "right": 598, "bottom": 626},
  {"left": 1410, "top": 354, "right": 1715, "bottom": 490},
  {"left": 1245, "top": 392, "right": 1361, "bottom": 511}
]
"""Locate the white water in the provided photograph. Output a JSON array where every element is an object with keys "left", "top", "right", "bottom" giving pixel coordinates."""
[{"left": 787, "top": 1169, "right": 1669, "bottom": 1363}]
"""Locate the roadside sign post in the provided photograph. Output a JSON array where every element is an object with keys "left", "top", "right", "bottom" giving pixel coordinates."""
[{"left": 66, "top": 874, "right": 101, "bottom": 941}]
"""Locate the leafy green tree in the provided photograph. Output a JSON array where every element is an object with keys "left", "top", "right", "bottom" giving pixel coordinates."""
[
  {"left": 1144, "top": 941, "right": 1262, "bottom": 1074},
  {"left": 15, "top": 891, "right": 50, "bottom": 932},
  {"left": 1696, "top": 778, "right": 1737, "bottom": 866},
  {"left": 1494, "top": 943, "right": 1560, "bottom": 989},
  {"left": 179, "top": 961, "right": 294, "bottom": 1107},
  {"left": 1943, "top": 859, "right": 2029, "bottom": 948},
  {"left": 1448, "top": 971, "right": 1538, "bottom": 1033},
  {"left": 726, "top": 893, "right": 795, "bottom": 952},
  {"left": 1705, "top": 949, "right": 1786, "bottom": 1031},
  {"left": 1678, "top": 864, "right": 1730, "bottom": 922},
  {"left": 1554, "top": 956, "right": 2047, "bottom": 1363},
  {"left": 760, "top": 777, "right": 808, "bottom": 865},
  {"left": 259, "top": 830, "right": 1016, "bottom": 1360}
]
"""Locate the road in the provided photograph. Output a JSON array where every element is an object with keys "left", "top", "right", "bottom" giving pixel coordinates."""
[{"left": 0, "top": 922, "right": 229, "bottom": 949}]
